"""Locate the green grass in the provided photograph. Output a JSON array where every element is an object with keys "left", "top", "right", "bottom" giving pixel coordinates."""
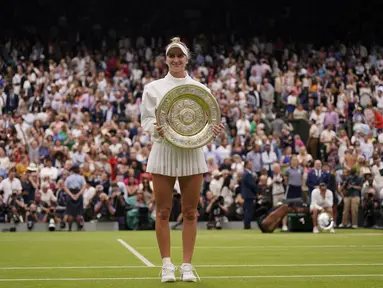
[{"left": 0, "top": 229, "right": 382, "bottom": 287}]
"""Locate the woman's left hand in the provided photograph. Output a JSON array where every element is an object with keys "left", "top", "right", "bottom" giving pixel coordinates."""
[{"left": 212, "top": 123, "right": 225, "bottom": 137}]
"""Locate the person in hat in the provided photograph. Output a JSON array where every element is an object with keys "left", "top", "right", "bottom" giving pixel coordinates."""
[
  {"left": 310, "top": 182, "right": 335, "bottom": 233},
  {"left": 140, "top": 37, "right": 224, "bottom": 282}
]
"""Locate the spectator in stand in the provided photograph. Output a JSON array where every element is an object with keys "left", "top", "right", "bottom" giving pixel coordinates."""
[{"left": 0, "top": 30, "right": 382, "bottom": 234}]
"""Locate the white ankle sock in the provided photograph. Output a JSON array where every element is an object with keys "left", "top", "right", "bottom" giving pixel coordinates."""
[{"left": 162, "top": 257, "right": 172, "bottom": 265}]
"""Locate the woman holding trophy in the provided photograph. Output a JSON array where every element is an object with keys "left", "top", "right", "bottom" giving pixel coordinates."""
[{"left": 141, "top": 37, "right": 224, "bottom": 282}]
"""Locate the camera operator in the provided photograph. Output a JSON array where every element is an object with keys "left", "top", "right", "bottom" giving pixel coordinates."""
[
  {"left": 254, "top": 174, "right": 273, "bottom": 219},
  {"left": 94, "top": 192, "right": 116, "bottom": 221},
  {"left": 362, "top": 187, "right": 380, "bottom": 228},
  {"left": 7, "top": 189, "right": 25, "bottom": 223},
  {"left": 111, "top": 184, "right": 127, "bottom": 228},
  {"left": 42, "top": 204, "right": 61, "bottom": 231},
  {"left": 55, "top": 179, "right": 68, "bottom": 227},
  {"left": 340, "top": 167, "right": 363, "bottom": 228},
  {"left": 0, "top": 196, "right": 8, "bottom": 222},
  {"left": 206, "top": 191, "right": 228, "bottom": 229},
  {"left": 25, "top": 192, "right": 48, "bottom": 227}
]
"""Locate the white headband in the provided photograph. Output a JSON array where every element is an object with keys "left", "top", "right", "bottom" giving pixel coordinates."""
[{"left": 166, "top": 42, "right": 188, "bottom": 56}]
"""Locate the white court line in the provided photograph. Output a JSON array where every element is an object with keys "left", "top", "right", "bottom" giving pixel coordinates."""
[
  {"left": 1, "top": 263, "right": 383, "bottom": 270},
  {"left": 0, "top": 274, "right": 382, "bottom": 281},
  {"left": 134, "top": 245, "right": 383, "bottom": 249},
  {"left": 0, "top": 233, "right": 380, "bottom": 243},
  {"left": 196, "top": 233, "right": 383, "bottom": 238},
  {"left": 116, "top": 239, "right": 155, "bottom": 267}
]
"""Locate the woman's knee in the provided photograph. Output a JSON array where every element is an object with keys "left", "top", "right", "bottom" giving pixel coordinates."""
[
  {"left": 156, "top": 207, "right": 171, "bottom": 221},
  {"left": 182, "top": 207, "right": 198, "bottom": 221}
]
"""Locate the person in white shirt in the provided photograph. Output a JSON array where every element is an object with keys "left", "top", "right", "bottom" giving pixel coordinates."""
[
  {"left": 109, "top": 136, "right": 122, "bottom": 155},
  {"left": 40, "top": 182, "right": 57, "bottom": 206},
  {"left": 375, "top": 87, "right": 383, "bottom": 111},
  {"left": 236, "top": 113, "right": 250, "bottom": 137},
  {"left": 83, "top": 181, "right": 96, "bottom": 210},
  {"left": 310, "top": 183, "right": 335, "bottom": 233},
  {"left": 209, "top": 170, "right": 223, "bottom": 197},
  {"left": 360, "top": 134, "right": 373, "bottom": 160},
  {"left": 271, "top": 163, "right": 285, "bottom": 207},
  {"left": 371, "top": 156, "right": 383, "bottom": 193},
  {"left": 320, "top": 124, "right": 336, "bottom": 160},
  {"left": 307, "top": 119, "right": 320, "bottom": 160},
  {"left": 0, "top": 168, "right": 22, "bottom": 203},
  {"left": 215, "top": 139, "right": 231, "bottom": 164},
  {"left": 261, "top": 143, "right": 277, "bottom": 176},
  {"left": 40, "top": 158, "right": 58, "bottom": 182}
]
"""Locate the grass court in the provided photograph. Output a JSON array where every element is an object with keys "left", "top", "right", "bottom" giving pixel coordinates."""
[{"left": 0, "top": 229, "right": 382, "bottom": 287}]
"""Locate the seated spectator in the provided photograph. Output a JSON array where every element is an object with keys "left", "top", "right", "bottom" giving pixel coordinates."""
[
  {"left": 138, "top": 177, "right": 153, "bottom": 202},
  {"left": 126, "top": 190, "right": 153, "bottom": 230},
  {"left": 40, "top": 182, "right": 57, "bottom": 206},
  {"left": 293, "top": 104, "right": 308, "bottom": 120}
]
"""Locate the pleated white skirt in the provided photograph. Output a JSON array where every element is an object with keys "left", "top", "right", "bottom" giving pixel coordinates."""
[{"left": 146, "top": 140, "right": 208, "bottom": 177}]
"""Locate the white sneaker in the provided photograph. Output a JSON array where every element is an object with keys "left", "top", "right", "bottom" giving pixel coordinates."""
[
  {"left": 330, "top": 227, "right": 335, "bottom": 233},
  {"left": 338, "top": 224, "right": 344, "bottom": 228},
  {"left": 313, "top": 226, "right": 319, "bottom": 233},
  {"left": 352, "top": 225, "right": 358, "bottom": 229},
  {"left": 180, "top": 263, "right": 200, "bottom": 282},
  {"left": 159, "top": 264, "right": 176, "bottom": 283},
  {"left": 282, "top": 225, "right": 288, "bottom": 232}
]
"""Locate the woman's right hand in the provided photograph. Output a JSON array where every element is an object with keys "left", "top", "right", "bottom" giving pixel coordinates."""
[{"left": 154, "top": 122, "right": 165, "bottom": 138}]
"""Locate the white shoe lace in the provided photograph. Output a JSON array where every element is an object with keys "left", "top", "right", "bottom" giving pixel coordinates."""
[
  {"left": 181, "top": 264, "right": 201, "bottom": 281},
  {"left": 158, "top": 264, "right": 177, "bottom": 278}
]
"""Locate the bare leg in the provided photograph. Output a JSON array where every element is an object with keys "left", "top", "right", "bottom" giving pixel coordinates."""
[
  {"left": 260, "top": 204, "right": 289, "bottom": 232},
  {"left": 152, "top": 173, "right": 176, "bottom": 259},
  {"left": 67, "top": 215, "right": 73, "bottom": 231},
  {"left": 282, "top": 215, "right": 287, "bottom": 227},
  {"left": 178, "top": 174, "right": 203, "bottom": 263},
  {"left": 324, "top": 207, "right": 334, "bottom": 219},
  {"left": 312, "top": 208, "right": 319, "bottom": 227}
]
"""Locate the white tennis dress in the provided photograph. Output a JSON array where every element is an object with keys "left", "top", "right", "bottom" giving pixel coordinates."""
[{"left": 141, "top": 72, "right": 209, "bottom": 177}]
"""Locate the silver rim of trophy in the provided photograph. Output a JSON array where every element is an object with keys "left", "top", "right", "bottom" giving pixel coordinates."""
[{"left": 156, "top": 84, "right": 221, "bottom": 149}]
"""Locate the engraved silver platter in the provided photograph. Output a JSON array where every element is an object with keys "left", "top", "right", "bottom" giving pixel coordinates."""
[{"left": 156, "top": 84, "right": 221, "bottom": 149}]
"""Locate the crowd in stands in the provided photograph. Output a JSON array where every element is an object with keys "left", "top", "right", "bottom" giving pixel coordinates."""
[{"left": 0, "top": 34, "right": 382, "bottom": 231}]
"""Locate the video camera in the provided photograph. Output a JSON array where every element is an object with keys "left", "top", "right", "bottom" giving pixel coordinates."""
[{"left": 212, "top": 196, "right": 224, "bottom": 208}]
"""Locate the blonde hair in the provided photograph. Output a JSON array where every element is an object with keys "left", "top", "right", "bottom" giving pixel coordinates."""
[{"left": 166, "top": 37, "right": 190, "bottom": 59}]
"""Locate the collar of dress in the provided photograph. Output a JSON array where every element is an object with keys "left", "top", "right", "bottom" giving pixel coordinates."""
[{"left": 164, "top": 72, "right": 190, "bottom": 83}]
